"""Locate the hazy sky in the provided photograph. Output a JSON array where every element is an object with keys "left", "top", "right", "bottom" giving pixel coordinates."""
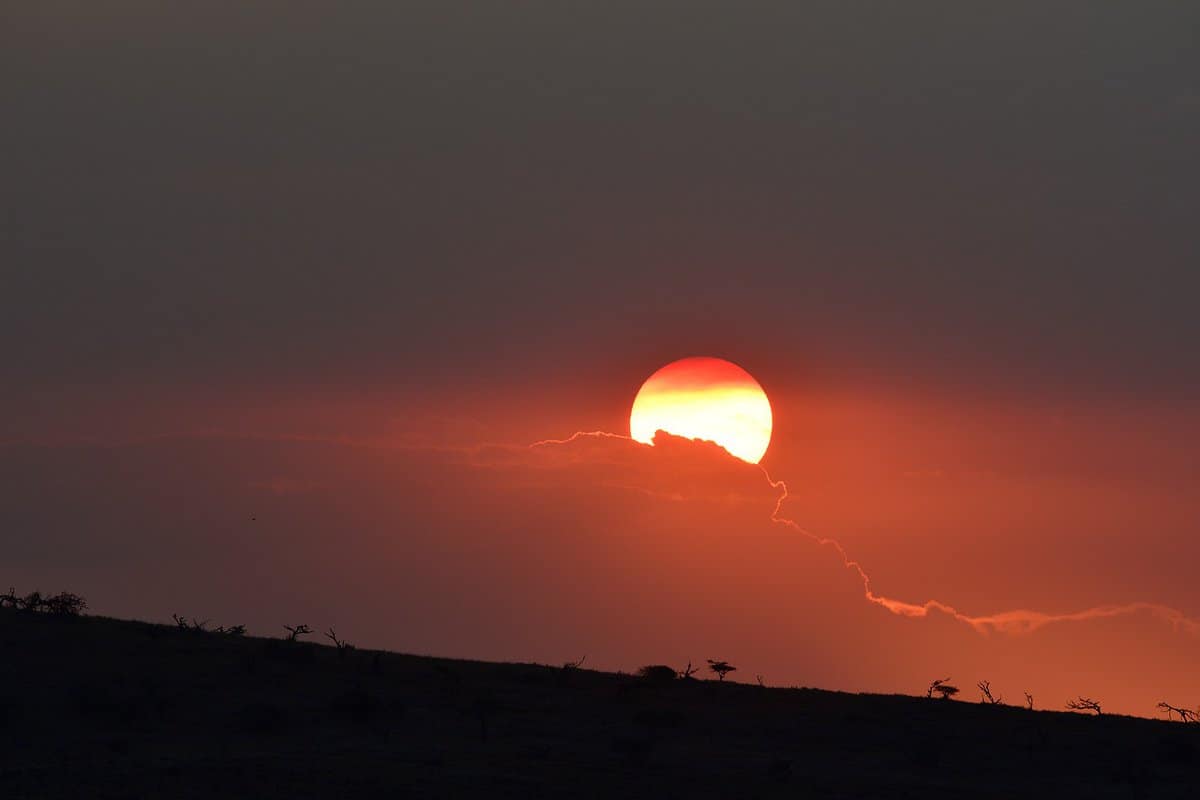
[
  {"left": 3, "top": 3, "right": 1199, "bottom": 716},
  {"left": 5, "top": 3, "right": 1198, "bottom": 403}
]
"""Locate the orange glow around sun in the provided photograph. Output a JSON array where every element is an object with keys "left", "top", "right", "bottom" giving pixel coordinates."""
[{"left": 630, "top": 356, "right": 773, "bottom": 464}]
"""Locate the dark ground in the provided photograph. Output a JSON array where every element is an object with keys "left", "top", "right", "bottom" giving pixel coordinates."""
[{"left": 0, "top": 608, "right": 1195, "bottom": 798}]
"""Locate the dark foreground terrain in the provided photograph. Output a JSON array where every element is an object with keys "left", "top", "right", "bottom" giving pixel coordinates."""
[{"left": 1, "top": 609, "right": 1195, "bottom": 798}]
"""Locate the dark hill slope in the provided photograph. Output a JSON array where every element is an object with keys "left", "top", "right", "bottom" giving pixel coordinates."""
[{"left": 0, "top": 608, "right": 1195, "bottom": 798}]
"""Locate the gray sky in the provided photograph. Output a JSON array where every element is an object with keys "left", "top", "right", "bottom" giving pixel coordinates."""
[{"left": 3, "top": 2, "right": 1198, "bottom": 418}]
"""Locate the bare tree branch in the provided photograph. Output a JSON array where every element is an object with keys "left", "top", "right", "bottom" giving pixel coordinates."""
[
  {"left": 977, "top": 680, "right": 1002, "bottom": 705},
  {"left": 1157, "top": 702, "right": 1199, "bottom": 723},
  {"left": 1065, "top": 696, "right": 1102, "bottom": 715}
]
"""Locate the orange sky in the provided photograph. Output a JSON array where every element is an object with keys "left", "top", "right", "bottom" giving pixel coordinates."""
[{"left": 5, "top": 373, "right": 1198, "bottom": 718}]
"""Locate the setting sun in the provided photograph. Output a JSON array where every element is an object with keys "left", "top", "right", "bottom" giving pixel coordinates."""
[{"left": 630, "top": 356, "right": 773, "bottom": 464}]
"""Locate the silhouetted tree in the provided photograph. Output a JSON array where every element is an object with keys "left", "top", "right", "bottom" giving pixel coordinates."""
[
  {"left": 562, "top": 655, "right": 586, "bottom": 670},
  {"left": 1156, "top": 702, "right": 1198, "bottom": 723},
  {"left": 172, "top": 613, "right": 190, "bottom": 630},
  {"left": 283, "top": 624, "right": 312, "bottom": 642},
  {"left": 927, "top": 678, "right": 959, "bottom": 700},
  {"left": 18, "top": 591, "right": 45, "bottom": 612},
  {"left": 707, "top": 660, "right": 736, "bottom": 681},
  {"left": 325, "top": 627, "right": 355, "bottom": 658},
  {"left": 0, "top": 587, "right": 19, "bottom": 608},
  {"left": 977, "top": 680, "right": 1002, "bottom": 705},
  {"left": 679, "top": 661, "right": 699, "bottom": 680},
  {"left": 1066, "top": 696, "right": 1102, "bottom": 715},
  {"left": 1024, "top": 692, "right": 1034, "bottom": 710},
  {"left": 756, "top": 674, "right": 765, "bottom": 687},
  {"left": 44, "top": 592, "right": 87, "bottom": 615}
]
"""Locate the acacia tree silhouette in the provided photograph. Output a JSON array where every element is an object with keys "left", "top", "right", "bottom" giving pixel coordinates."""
[{"left": 707, "top": 660, "right": 736, "bottom": 681}]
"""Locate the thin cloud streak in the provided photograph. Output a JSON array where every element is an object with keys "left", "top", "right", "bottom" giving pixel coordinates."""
[{"left": 534, "top": 430, "right": 1200, "bottom": 639}]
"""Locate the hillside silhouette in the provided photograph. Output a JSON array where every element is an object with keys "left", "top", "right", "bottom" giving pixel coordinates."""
[{"left": 1, "top": 606, "right": 1196, "bottom": 798}]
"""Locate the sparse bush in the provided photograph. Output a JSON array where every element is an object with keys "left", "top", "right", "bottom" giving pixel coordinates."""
[
  {"left": 172, "top": 614, "right": 237, "bottom": 633},
  {"left": 562, "top": 655, "right": 586, "bottom": 670},
  {"left": 1066, "top": 696, "right": 1102, "bottom": 715},
  {"left": 325, "top": 627, "right": 355, "bottom": 658},
  {"left": 1, "top": 588, "right": 86, "bottom": 615},
  {"left": 18, "top": 591, "right": 44, "bottom": 612},
  {"left": 44, "top": 592, "right": 87, "bottom": 616},
  {"left": 708, "top": 660, "right": 736, "bottom": 681},
  {"left": 927, "top": 678, "right": 959, "bottom": 700},
  {"left": 1024, "top": 692, "right": 1034, "bottom": 710},
  {"left": 679, "top": 661, "right": 699, "bottom": 680},
  {"left": 637, "top": 665, "right": 678, "bottom": 685}
]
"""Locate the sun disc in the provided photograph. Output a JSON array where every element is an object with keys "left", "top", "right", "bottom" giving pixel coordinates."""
[{"left": 629, "top": 356, "right": 772, "bottom": 463}]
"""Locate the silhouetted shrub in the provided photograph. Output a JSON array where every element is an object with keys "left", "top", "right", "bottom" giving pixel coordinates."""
[
  {"left": 927, "top": 678, "right": 959, "bottom": 700},
  {"left": 1066, "top": 696, "right": 1102, "bottom": 715},
  {"left": 1, "top": 588, "right": 86, "bottom": 615},
  {"left": 977, "top": 680, "right": 1002, "bottom": 705},
  {"left": 44, "top": 592, "right": 87, "bottom": 616},
  {"left": 1065, "top": 695, "right": 1099, "bottom": 714},
  {"left": 637, "top": 665, "right": 678, "bottom": 685},
  {"left": 17, "top": 591, "right": 44, "bottom": 612},
  {"left": 1156, "top": 701, "right": 1198, "bottom": 723},
  {"left": 325, "top": 627, "right": 355, "bottom": 659}
]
